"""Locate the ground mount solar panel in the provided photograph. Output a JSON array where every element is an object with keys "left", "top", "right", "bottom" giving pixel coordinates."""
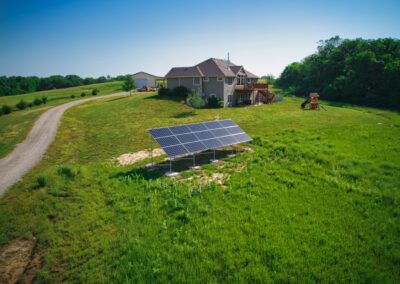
[{"left": 148, "top": 119, "right": 252, "bottom": 158}]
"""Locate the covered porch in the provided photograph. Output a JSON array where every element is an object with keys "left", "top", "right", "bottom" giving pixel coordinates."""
[{"left": 233, "top": 83, "right": 273, "bottom": 106}]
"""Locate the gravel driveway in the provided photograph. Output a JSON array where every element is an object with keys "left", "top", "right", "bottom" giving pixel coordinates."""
[{"left": 0, "top": 92, "right": 128, "bottom": 196}]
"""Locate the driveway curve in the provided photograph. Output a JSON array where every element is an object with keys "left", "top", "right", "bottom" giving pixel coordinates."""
[{"left": 0, "top": 92, "right": 128, "bottom": 196}]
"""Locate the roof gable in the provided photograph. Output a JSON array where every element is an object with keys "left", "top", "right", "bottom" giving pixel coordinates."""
[{"left": 165, "top": 58, "right": 259, "bottom": 79}]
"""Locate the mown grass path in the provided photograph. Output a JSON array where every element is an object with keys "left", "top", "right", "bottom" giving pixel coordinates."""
[{"left": 0, "top": 92, "right": 128, "bottom": 195}]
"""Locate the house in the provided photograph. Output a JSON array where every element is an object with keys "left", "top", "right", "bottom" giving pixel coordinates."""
[
  {"left": 132, "top": 72, "right": 165, "bottom": 89},
  {"left": 165, "top": 58, "right": 270, "bottom": 107}
]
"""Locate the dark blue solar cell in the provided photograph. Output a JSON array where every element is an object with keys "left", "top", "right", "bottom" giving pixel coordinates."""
[
  {"left": 234, "top": 133, "right": 252, "bottom": 143},
  {"left": 202, "top": 138, "right": 223, "bottom": 149},
  {"left": 187, "top": 123, "right": 207, "bottom": 132},
  {"left": 210, "top": 128, "right": 230, "bottom": 137},
  {"left": 226, "top": 126, "right": 244, "bottom": 134},
  {"left": 176, "top": 133, "right": 198, "bottom": 143},
  {"left": 183, "top": 141, "right": 207, "bottom": 153},
  {"left": 219, "top": 119, "right": 236, "bottom": 127},
  {"left": 204, "top": 121, "right": 223, "bottom": 130},
  {"left": 149, "top": 127, "right": 173, "bottom": 138},
  {"left": 194, "top": 131, "right": 214, "bottom": 140},
  {"left": 155, "top": 136, "right": 180, "bottom": 147},
  {"left": 169, "top": 125, "right": 191, "bottom": 135},
  {"left": 219, "top": 135, "right": 237, "bottom": 146},
  {"left": 163, "top": 144, "right": 188, "bottom": 157}
]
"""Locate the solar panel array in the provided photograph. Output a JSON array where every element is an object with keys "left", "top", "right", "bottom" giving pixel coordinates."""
[{"left": 148, "top": 119, "right": 252, "bottom": 157}]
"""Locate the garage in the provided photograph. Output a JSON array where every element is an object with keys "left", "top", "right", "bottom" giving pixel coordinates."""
[
  {"left": 136, "top": 79, "right": 148, "bottom": 89},
  {"left": 132, "top": 72, "right": 165, "bottom": 89}
]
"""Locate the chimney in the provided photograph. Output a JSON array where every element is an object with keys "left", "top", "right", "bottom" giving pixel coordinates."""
[{"left": 227, "top": 52, "right": 230, "bottom": 69}]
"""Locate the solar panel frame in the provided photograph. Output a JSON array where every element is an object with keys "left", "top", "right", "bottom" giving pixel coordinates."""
[
  {"left": 204, "top": 121, "right": 223, "bottom": 129},
  {"left": 148, "top": 119, "right": 252, "bottom": 157},
  {"left": 176, "top": 133, "right": 198, "bottom": 143},
  {"left": 155, "top": 136, "right": 180, "bottom": 147},
  {"left": 169, "top": 125, "right": 191, "bottom": 135}
]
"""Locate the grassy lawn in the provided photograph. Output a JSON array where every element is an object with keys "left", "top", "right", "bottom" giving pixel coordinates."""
[
  {"left": 0, "top": 81, "right": 123, "bottom": 158},
  {"left": 0, "top": 93, "right": 399, "bottom": 282}
]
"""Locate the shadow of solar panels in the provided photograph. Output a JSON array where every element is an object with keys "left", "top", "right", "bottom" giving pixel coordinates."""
[{"left": 148, "top": 119, "right": 252, "bottom": 157}]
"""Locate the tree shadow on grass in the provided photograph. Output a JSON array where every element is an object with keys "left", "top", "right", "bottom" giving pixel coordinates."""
[
  {"left": 144, "top": 94, "right": 184, "bottom": 103},
  {"left": 105, "top": 96, "right": 130, "bottom": 103},
  {"left": 172, "top": 111, "right": 197, "bottom": 118},
  {"left": 112, "top": 148, "right": 244, "bottom": 181}
]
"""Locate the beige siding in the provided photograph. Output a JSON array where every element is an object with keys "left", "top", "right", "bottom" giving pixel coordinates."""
[
  {"left": 202, "top": 77, "right": 224, "bottom": 101},
  {"left": 167, "top": 77, "right": 201, "bottom": 92},
  {"left": 223, "top": 77, "right": 237, "bottom": 107}
]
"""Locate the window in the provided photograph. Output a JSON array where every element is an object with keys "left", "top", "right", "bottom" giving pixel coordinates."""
[
  {"left": 203, "top": 77, "right": 209, "bottom": 82},
  {"left": 193, "top": 77, "right": 200, "bottom": 86},
  {"left": 225, "top": 77, "right": 234, "bottom": 85},
  {"left": 247, "top": 78, "right": 252, "bottom": 83},
  {"left": 217, "top": 77, "right": 223, "bottom": 81}
]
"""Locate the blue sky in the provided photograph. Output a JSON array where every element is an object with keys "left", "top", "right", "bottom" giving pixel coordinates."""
[{"left": 0, "top": 0, "right": 399, "bottom": 77}]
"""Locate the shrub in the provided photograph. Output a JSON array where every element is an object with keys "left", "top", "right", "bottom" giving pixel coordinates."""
[
  {"left": 71, "top": 94, "right": 75, "bottom": 98},
  {"left": 41, "top": 96, "right": 48, "bottom": 104},
  {"left": 207, "top": 96, "right": 223, "bottom": 108},
  {"left": 27, "top": 102, "right": 33, "bottom": 108},
  {"left": 2, "top": 104, "right": 12, "bottom": 114},
  {"left": 16, "top": 100, "right": 27, "bottom": 110},
  {"left": 81, "top": 92, "right": 86, "bottom": 97},
  {"left": 33, "top": 98, "right": 43, "bottom": 106},
  {"left": 0, "top": 108, "right": 3, "bottom": 116},
  {"left": 172, "top": 86, "right": 189, "bottom": 98},
  {"left": 187, "top": 91, "right": 206, "bottom": 108},
  {"left": 37, "top": 176, "right": 47, "bottom": 187},
  {"left": 158, "top": 87, "right": 171, "bottom": 96},
  {"left": 57, "top": 166, "right": 75, "bottom": 179},
  {"left": 92, "top": 88, "right": 99, "bottom": 96}
]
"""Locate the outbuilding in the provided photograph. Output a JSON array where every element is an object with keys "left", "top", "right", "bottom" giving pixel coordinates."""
[{"left": 132, "top": 72, "right": 165, "bottom": 89}]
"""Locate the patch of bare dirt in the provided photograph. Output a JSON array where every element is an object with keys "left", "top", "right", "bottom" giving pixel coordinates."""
[
  {"left": 0, "top": 238, "right": 42, "bottom": 284},
  {"left": 116, "top": 148, "right": 164, "bottom": 166},
  {"left": 179, "top": 172, "right": 229, "bottom": 186}
]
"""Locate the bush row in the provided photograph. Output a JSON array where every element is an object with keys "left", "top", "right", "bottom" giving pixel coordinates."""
[
  {"left": 158, "top": 86, "right": 223, "bottom": 108},
  {"left": 0, "top": 88, "right": 100, "bottom": 116},
  {"left": 0, "top": 96, "right": 48, "bottom": 115}
]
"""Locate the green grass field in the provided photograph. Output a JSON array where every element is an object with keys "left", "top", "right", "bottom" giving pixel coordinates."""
[
  {"left": 0, "top": 92, "right": 399, "bottom": 282},
  {"left": 0, "top": 81, "right": 123, "bottom": 158}
]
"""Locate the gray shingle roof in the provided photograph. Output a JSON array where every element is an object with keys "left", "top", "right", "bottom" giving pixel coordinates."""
[{"left": 165, "top": 58, "right": 259, "bottom": 79}]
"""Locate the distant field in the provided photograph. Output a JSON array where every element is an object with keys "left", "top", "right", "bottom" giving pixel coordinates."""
[
  {"left": 0, "top": 81, "right": 122, "bottom": 107},
  {"left": 0, "top": 93, "right": 399, "bottom": 282},
  {"left": 0, "top": 81, "right": 122, "bottom": 158}
]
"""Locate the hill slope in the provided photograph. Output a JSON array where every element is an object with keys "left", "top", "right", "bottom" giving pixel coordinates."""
[
  {"left": 0, "top": 81, "right": 122, "bottom": 158},
  {"left": 0, "top": 93, "right": 399, "bottom": 282}
]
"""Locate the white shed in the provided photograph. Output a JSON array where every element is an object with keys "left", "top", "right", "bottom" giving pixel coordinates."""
[{"left": 132, "top": 72, "right": 165, "bottom": 88}]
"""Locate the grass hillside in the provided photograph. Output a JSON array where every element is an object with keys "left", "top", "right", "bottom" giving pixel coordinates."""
[
  {"left": 0, "top": 81, "right": 122, "bottom": 158},
  {"left": 0, "top": 93, "right": 399, "bottom": 282}
]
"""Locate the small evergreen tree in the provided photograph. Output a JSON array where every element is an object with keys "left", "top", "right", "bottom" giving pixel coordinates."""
[
  {"left": 16, "top": 100, "right": 27, "bottom": 110},
  {"left": 187, "top": 91, "right": 206, "bottom": 108},
  {"left": 2, "top": 104, "right": 12, "bottom": 114}
]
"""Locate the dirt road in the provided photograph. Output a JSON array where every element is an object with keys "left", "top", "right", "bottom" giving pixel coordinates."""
[{"left": 0, "top": 92, "right": 128, "bottom": 196}]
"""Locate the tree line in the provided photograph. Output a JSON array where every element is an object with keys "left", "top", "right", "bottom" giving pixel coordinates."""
[
  {"left": 0, "top": 74, "right": 131, "bottom": 97},
  {"left": 276, "top": 36, "right": 400, "bottom": 110}
]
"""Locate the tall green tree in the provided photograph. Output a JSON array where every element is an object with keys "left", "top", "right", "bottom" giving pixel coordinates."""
[
  {"left": 277, "top": 36, "right": 400, "bottom": 110},
  {"left": 122, "top": 77, "right": 136, "bottom": 95}
]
